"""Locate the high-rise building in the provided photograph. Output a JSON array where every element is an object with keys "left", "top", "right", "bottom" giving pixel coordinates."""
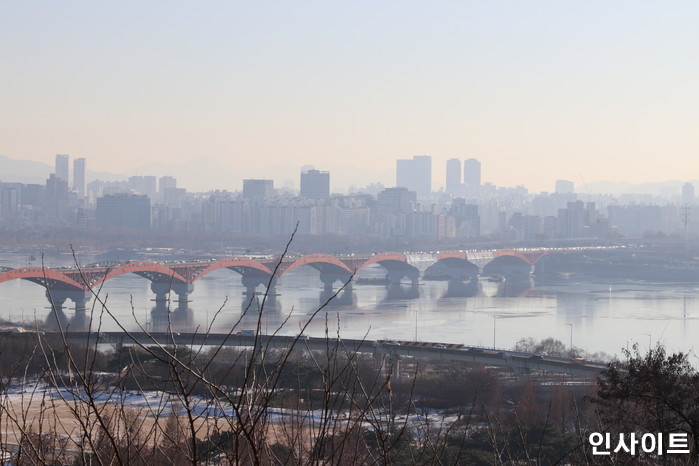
[
  {"left": 73, "top": 157, "right": 86, "bottom": 197},
  {"left": 128, "top": 176, "right": 157, "bottom": 199},
  {"left": 55, "top": 154, "right": 69, "bottom": 184},
  {"left": 396, "top": 155, "right": 431, "bottom": 197},
  {"left": 463, "top": 158, "right": 480, "bottom": 187},
  {"left": 45, "top": 173, "right": 70, "bottom": 218},
  {"left": 682, "top": 182, "right": 695, "bottom": 205},
  {"left": 376, "top": 187, "right": 416, "bottom": 214},
  {"left": 463, "top": 158, "right": 481, "bottom": 199},
  {"left": 159, "top": 176, "right": 177, "bottom": 192},
  {"left": 555, "top": 180, "right": 575, "bottom": 194},
  {"left": 0, "top": 184, "right": 21, "bottom": 219},
  {"left": 157, "top": 176, "right": 177, "bottom": 203},
  {"left": 95, "top": 193, "right": 151, "bottom": 229},
  {"left": 300, "top": 169, "right": 330, "bottom": 199},
  {"left": 450, "top": 199, "right": 480, "bottom": 238},
  {"left": 446, "top": 158, "right": 462, "bottom": 193},
  {"left": 243, "top": 179, "right": 274, "bottom": 200},
  {"left": 142, "top": 176, "right": 157, "bottom": 200}
]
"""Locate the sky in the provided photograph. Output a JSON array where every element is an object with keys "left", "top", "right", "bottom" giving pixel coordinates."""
[{"left": 1, "top": 1, "right": 698, "bottom": 192}]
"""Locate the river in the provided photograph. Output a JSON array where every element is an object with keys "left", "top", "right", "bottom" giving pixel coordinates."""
[{"left": 1, "top": 251, "right": 697, "bottom": 359}]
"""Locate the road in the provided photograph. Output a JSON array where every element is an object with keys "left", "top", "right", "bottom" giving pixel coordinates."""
[{"left": 62, "top": 331, "right": 607, "bottom": 377}]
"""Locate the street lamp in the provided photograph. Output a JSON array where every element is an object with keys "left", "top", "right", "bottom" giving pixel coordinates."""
[
  {"left": 564, "top": 323, "right": 573, "bottom": 354},
  {"left": 493, "top": 316, "right": 498, "bottom": 349},
  {"left": 415, "top": 310, "right": 418, "bottom": 342},
  {"left": 644, "top": 333, "right": 652, "bottom": 350}
]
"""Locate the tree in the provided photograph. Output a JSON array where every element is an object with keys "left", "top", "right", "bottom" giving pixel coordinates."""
[{"left": 592, "top": 344, "right": 699, "bottom": 458}]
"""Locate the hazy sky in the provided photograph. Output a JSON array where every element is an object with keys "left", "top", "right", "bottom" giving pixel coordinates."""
[{"left": 1, "top": 1, "right": 698, "bottom": 192}]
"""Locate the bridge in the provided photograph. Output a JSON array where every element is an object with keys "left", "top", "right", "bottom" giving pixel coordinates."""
[
  {"left": 0, "top": 248, "right": 552, "bottom": 312},
  {"left": 63, "top": 331, "right": 607, "bottom": 377}
]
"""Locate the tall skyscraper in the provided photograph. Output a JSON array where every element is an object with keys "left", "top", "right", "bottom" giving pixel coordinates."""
[
  {"left": 128, "top": 176, "right": 158, "bottom": 198},
  {"left": 377, "top": 187, "right": 416, "bottom": 214},
  {"left": 555, "top": 180, "right": 575, "bottom": 194},
  {"left": 554, "top": 179, "right": 576, "bottom": 209},
  {"left": 73, "top": 157, "right": 86, "bottom": 197},
  {"left": 243, "top": 179, "right": 274, "bottom": 200},
  {"left": 463, "top": 158, "right": 481, "bottom": 187},
  {"left": 142, "top": 176, "right": 157, "bottom": 200},
  {"left": 159, "top": 176, "right": 177, "bottom": 192},
  {"left": 0, "top": 184, "right": 20, "bottom": 219},
  {"left": 300, "top": 169, "right": 330, "bottom": 199},
  {"left": 55, "top": 154, "right": 69, "bottom": 184},
  {"left": 446, "top": 158, "right": 462, "bottom": 193},
  {"left": 96, "top": 193, "right": 151, "bottom": 229},
  {"left": 682, "top": 182, "right": 695, "bottom": 205},
  {"left": 396, "top": 155, "right": 431, "bottom": 197},
  {"left": 158, "top": 176, "right": 177, "bottom": 203},
  {"left": 463, "top": 158, "right": 481, "bottom": 199}
]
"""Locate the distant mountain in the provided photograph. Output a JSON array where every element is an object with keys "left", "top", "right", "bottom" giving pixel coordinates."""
[
  {"left": 579, "top": 181, "right": 633, "bottom": 195},
  {"left": 86, "top": 170, "right": 127, "bottom": 183},
  {"left": 1, "top": 153, "right": 693, "bottom": 196},
  {"left": 0, "top": 154, "right": 392, "bottom": 192},
  {"left": 0, "top": 154, "right": 126, "bottom": 184},
  {"left": 125, "top": 158, "right": 241, "bottom": 192},
  {"left": 0, "top": 154, "right": 52, "bottom": 184},
  {"left": 581, "top": 180, "right": 697, "bottom": 196}
]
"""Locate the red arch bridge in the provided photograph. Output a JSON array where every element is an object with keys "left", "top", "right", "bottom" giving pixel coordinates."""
[{"left": 0, "top": 249, "right": 549, "bottom": 312}]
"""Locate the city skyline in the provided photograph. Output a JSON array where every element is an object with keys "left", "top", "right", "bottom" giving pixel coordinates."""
[
  {"left": 1, "top": 2, "right": 698, "bottom": 193},
  {"left": 2, "top": 151, "right": 699, "bottom": 198}
]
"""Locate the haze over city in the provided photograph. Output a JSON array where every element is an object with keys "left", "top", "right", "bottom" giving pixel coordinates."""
[
  {"left": 2, "top": 1, "right": 698, "bottom": 192},
  {"left": 3, "top": 4, "right": 699, "bottom": 462}
]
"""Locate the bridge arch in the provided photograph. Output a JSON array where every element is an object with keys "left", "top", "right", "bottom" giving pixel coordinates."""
[
  {"left": 425, "top": 251, "right": 480, "bottom": 280},
  {"left": 494, "top": 249, "right": 548, "bottom": 265},
  {"left": 89, "top": 262, "right": 191, "bottom": 303},
  {"left": 0, "top": 267, "right": 91, "bottom": 311},
  {"left": 91, "top": 261, "right": 188, "bottom": 288},
  {"left": 282, "top": 254, "right": 353, "bottom": 276},
  {"left": 483, "top": 254, "right": 532, "bottom": 277},
  {"left": 0, "top": 267, "right": 85, "bottom": 290},
  {"left": 357, "top": 252, "right": 419, "bottom": 285},
  {"left": 194, "top": 258, "right": 274, "bottom": 281},
  {"left": 192, "top": 257, "right": 276, "bottom": 297},
  {"left": 281, "top": 254, "right": 354, "bottom": 291}
]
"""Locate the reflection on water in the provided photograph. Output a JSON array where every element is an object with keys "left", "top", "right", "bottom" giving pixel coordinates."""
[
  {"left": 150, "top": 301, "right": 194, "bottom": 333},
  {"left": 1, "top": 253, "right": 698, "bottom": 358},
  {"left": 442, "top": 279, "right": 479, "bottom": 298},
  {"left": 319, "top": 288, "right": 356, "bottom": 307}
]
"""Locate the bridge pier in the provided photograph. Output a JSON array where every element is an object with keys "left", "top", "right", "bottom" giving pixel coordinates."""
[
  {"left": 392, "top": 356, "right": 401, "bottom": 380},
  {"left": 376, "top": 353, "right": 402, "bottom": 381},
  {"left": 46, "top": 290, "right": 67, "bottom": 312},
  {"left": 386, "top": 269, "right": 419, "bottom": 286},
  {"left": 46, "top": 289, "right": 92, "bottom": 313},
  {"left": 150, "top": 282, "right": 172, "bottom": 302},
  {"left": 172, "top": 283, "right": 194, "bottom": 304},
  {"left": 241, "top": 276, "right": 276, "bottom": 297},
  {"left": 319, "top": 272, "right": 353, "bottom": 293},
  {"left": 150, "top": 282, "right": 194, "bottom": 304}
]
